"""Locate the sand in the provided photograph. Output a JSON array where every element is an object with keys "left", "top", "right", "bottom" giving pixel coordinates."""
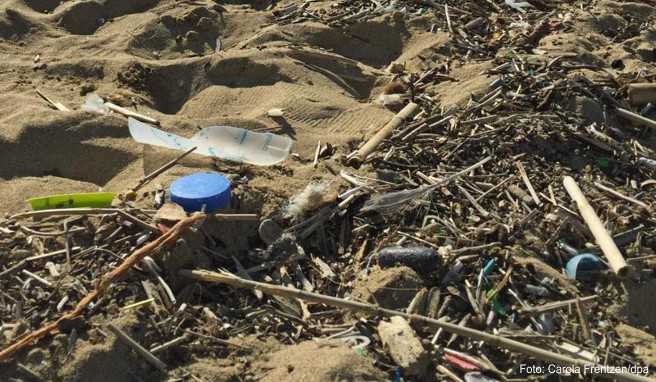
[{"left": 0, "top": 0, "right": 426, "bottom": 217}]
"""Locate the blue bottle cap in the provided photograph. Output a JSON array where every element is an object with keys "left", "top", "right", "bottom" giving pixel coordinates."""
[{"left": 170, "top": 172, "right": 231, "bottom": 213}]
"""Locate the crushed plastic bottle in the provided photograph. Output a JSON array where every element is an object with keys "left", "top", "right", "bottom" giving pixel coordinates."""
[
  {"left": 128, "top": 118, "right": 293, "bottom": 166},
  {"left": 81, "top": 93, "right": 110, "bottom": 114}
]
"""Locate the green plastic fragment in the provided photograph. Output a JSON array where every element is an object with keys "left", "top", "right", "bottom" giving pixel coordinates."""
[{"left": 27, "top": 192, "right": 116, "bottom": 210}]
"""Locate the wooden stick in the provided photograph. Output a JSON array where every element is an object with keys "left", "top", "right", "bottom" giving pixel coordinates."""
[
  {"left": 627, "top": 254, "right": 656, "bottom": 263},
  {"left": 0, "top": 213, "right": 205, "bottom": 361},
  {"left": 437, "top": 365, "right": 464, "bottom": 382},
  {"left": 563, "top": 177, "right": 630, "bottom": 277},
  {"left": 17, "top": 363, "right": 44, "bottom": 382},
  {"left": 593, "top": 182, "right": 649, "bottom": 210},
  {"left": 107, "top": 323, "right": 167, "bottom": 372},
  {"left": 131, "top": 146, "right": 197, "bottom": 193},
  {"left": 179, "top": 269, "right": 652, "bottom": 382},
  {"left": 348, "top": 102, "right": 418, "bottom": 167},
  {"left": 516, "top": 162, "right": 541, "bottom": 206},
  {"left": 11, "top": 208, "right": 129, "bottom": 220},
  {"left": 518, "top": 295, "right": 598, "bottom": 315},
  {"left": 575, "top": 297, "right": 591, "bottom": 342},
  {"left": 615, "top": 107, "right": 656, "bottom": 129},
  {"left": 21, "top": 270, "right": 52, "bottom": 288},
  {"left": 106, "top": 102, "right": 159, "bottom": 125},
  {"left": 150, "top": 334, "right": 188, "bottom": 354},
  {"left": 35, "top": 89, "right": 70, "bottom": 112},
  {"left": 444, "top": 4, "right": 453, "bottom": 34},
  {"left": 212, "top": 213, "right": 259, "bottom": 221},
  {"left": 117, "top": 210, "right": 160, "bottom": 233},
  {"left": 313, "top": 140, "right": 321, "bottom": 168}
]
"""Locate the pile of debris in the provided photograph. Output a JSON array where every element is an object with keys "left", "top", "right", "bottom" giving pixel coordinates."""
[{"left": 1, "top": 0, "right": 656, "bottom": 381}]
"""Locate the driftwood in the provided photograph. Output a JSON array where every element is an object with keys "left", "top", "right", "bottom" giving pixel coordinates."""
[
  {"left": 615, "top": 107, "right": 656, "bottom": 129},
  {"left": 179, "top": 269, "right": 652, "bottom": 382},
  {"left": 347, "top": 102, "right": 418, "bottom": 166},
  {"left": 563, "top": 176, "right": 630, "bottom": 277},
  {"left": 106, "top": 102, "right": 159, "bottom": 125}
]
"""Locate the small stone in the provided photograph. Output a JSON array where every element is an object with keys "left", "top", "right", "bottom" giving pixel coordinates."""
[
  {"left": 351, "top": 266, "right": 423, "bottom": 310},
  {"left": 377, "top": 316, "right": 430, "bottom": 377},
  {"left": 79, "top": 83, "right": 96, "bottom": 96},
  {"left": 155, "top": 202, "right": 188, "bottom": 222}
]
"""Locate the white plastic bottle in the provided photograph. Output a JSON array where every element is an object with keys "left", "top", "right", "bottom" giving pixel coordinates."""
[{"left": 128, "top": 118, "right": 293, "bottom": 166}]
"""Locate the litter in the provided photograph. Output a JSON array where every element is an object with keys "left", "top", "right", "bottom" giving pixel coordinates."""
[
  {"left": 377, "top": 246, "right": 441, "bottom": 274},
  {"left": 565, "top": 254, "right": 606, "bottom": 281},
  {"left": 128, "top": 118, "right": 293, "bottom": 166},
  {"left": 27, "top": 192, "right": 116, "bottom": 210},
  {"left": 170, "top": 172, "right": 231, "bottom": 213},
  {"left": 4, "top": 2, "right": 656, "bottom": 381}
]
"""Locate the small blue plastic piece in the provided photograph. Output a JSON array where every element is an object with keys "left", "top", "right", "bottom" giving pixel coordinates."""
[
  {"left": 565, "top": 253, "right": 605, "bottom": 281},
  {"left": 170, "top": 172, "right": 231, "bottom": 213},
  {"left": 482, "top": 258, "right": 497, "bottom": 275}
]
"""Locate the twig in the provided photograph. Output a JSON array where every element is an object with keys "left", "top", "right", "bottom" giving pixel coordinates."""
[
  {"left": 21, "top": 270, "right": 52, "bottom": 288},
  {"left": 475, "top": 175, "right": 514, "bottom": 202},
  {"left": 456, "top": 183, "right": 490, "bottom": 217},
  {"left": 179, "top": 269, "right": 652, "bottom": 382},
  {"left": 121, "top": 298, "right": 155, "bottom": 311},
  {"left": 19, "top": 225, "right": 86, "bottom": 237},
  {"left": 518, "top": 295, "right": 598, "bottom": 315},
  {"left": 117, "top": 210, "right": 160, "bottom": 233},
  {"left": 516, "top": 162, "right": 541, "bottom": 206},
  {"left": 437, "top": 365, "right": 464, "bottom": 382},
  {"left": 107, "top": 323, "right": 167, "bottom": 372},
  {"left": 212, "top": 213, "right": 259, "bottom": 221},
  {"left": 35, "top": 89, "right": 70, "bottom": 112},
  {"left": 11, "top": 208, "right": 143, "bottom": 220},
  {"left": 313, "top": 140, "right": 321, "bottom": 168},
  {"left": 593, "top": 182, "right": 649, "bottom": 210},
  {"left": 63, "top": 220, "right": 72, "bottom": 271},
  {"left": 615, "top": 107, "right": 656, "bottom": 129},
  {"left": 17, "top": 363, "right": 44, "bottom": 382},
  {"left": 575, "top": 297, "right": 591, "bottom": 342},
  {"left": 150, "top": 334, "right": 188, "bottom": 354},
  {"left": 184, "top": 330, "right": 249, "bottom": 349},
  {"left": 131, "top": 146, "right": 197, "bottom": 193},
  {"left": 444, "top": 4, "right": 453, "bottom": 34}
]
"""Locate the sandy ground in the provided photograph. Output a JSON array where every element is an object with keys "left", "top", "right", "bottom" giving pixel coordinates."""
[{"left": 0, "top": 0, "right": 418, "bottom": 216}]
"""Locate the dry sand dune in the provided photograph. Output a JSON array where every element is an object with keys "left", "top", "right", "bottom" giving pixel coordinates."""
[{"left": 0, "top": 0, "right": 457, "bottom": 216}]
